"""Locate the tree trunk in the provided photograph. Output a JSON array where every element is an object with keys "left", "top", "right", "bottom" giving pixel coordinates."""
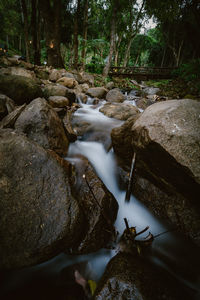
[
  {"left": 39, "top": 0, "right": 64, "bottom": 68},
  {"left": 161, "top": 47, "right": 166, "bottom": 67},
  {"left": 73, "top": 0, "right": 81, "bottom": 69},
  {"left": 103, "top": 2, "right": 117, "bottom": 77},
  {"left": 31, "top": 0, "right": 41, "bottom": 65},
  {"left": 123, "top": 35, "right": 133, "bottom": 67},
  {"left": 21, "top": 0, "right": 30, "bottom": 62},
  {"left": 114, "top": 34, "right": 122, "bottom": 66},
  {"left": 81, "top": 0, "right": 89, "bottom": 70}
]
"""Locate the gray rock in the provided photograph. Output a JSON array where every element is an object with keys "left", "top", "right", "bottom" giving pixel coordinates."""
[
  {"left": 132, "top": 99, "right": 200, "bottom": 203},
  {"left": 0, "top": 75, "right": 43, "bottom": 105},
  {"left": 0, "top": 94, "right": 15, "bottom": 121},
  {"left": 100, "top": 102, "right": 140, "bottom": 121},
  {"left": 106, "top": 88, "right": 125, "bottom": 103},
  {"left": 87, "top": 87, "right": 107, "bottom": 99},
  {"left": 43, "top": 84, "right": 68, "bottom": 97},
  {"left": 48, "top": 96, "right": 69, "bottom": 108},
  {"left": 69, "top": 156, "right": 118, "bottom": 253},
  {"left": 0, "top": 104, "right": 26, "bottom": 129},
  {"left": 0, "top": 129, "right": 82, "bottom": 269},
  {"left": 15, "top": 98, "right": 69, "bottom": 156}
]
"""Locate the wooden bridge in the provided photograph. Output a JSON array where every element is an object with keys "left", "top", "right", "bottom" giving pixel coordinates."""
[{"left": 109, "top": 66, "right": 177, "bottom": 80}]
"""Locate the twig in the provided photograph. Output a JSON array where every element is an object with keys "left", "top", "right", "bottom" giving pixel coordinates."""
[{"left": 125, "top": 152, "right": 136, "bottom": 202}]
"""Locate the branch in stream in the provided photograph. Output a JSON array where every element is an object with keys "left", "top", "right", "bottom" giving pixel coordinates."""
[{"left": 125, "top": 152, "right": 136, "bottom": 202}]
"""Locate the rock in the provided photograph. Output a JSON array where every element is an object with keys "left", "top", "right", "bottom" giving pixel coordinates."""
[
  {"left": 0, "top": 75, "right": 43, "bottom": 105},
  {"left": 143, "top": 86, "right": 160, "bottom": 95},
  {"left": 0, "top": 94, "right": 15, "bottom": 121},
  {"left": 94, "top": 253, "right": 192, "bottom": 300},
  {"left": 34, "top": 66, "right": 49, "bottom": 80},
  {"left": 0, "top": 67, "right": 36, "bottom": 79},
  {"left": 43, "top": 84, "right": 68, "bottom": 97},
  {"left": 48, "top": 96, "right": 69, "bottom": 108},
  {"left": 0, "top": 104, "right": 26, "bottom": 129},
  {"left": 65, "top": 88, "right": 77, "bottom": 104},
  {"left": 100, "top": 102, "right": 140, "bottom": 121},
  {"left": 111, "top": 116, "right": 140, "bottom": 166},
  {"left": 0, "top": 129, "right": 83, "bottom": 269},
  {"left": 135, "top": 98, "right": 154, "bottom": 110},
  {"left": 80, "top": 83, "right": 89, "bottom": 93},
  {"left": 87, "top": 87, "right": 107, "bottom": 99},
  {"left": 69, "top": 156, "right": 118, "bottom": 253},
  {"left": 106, "top": 81, "right": 115, "bottom": 90},
  {"left": 132, "top": 174, "right": 200, "bottom": 245},
  {"left": 15, "top": 98, "right": 69, "bottom": 156},
  {"left": 106, "top": 88, "right": 125, "bottom": 103},
  {"left": 49, "top": 68, "right": 74, "bottom": 82},
  {"left": 132, "top": 99, "right": 200, "bottom": 204},
  {"left": 57, "top": 77, "right": 78, "bottom": 88},
  {"left": 77, "top": 93, "right": 87, "bottom": 104},
  {"left": 73, "top": 72, "right": 94, "bottom": 86}
]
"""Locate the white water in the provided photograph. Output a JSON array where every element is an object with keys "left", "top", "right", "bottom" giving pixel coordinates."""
[{"left": 68, "top": 95, "right": 200, "bottom": 294}]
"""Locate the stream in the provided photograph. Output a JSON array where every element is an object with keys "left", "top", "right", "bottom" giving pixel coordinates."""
[{"left": 1, "top": 93, "right": 200, "bottom": 299}]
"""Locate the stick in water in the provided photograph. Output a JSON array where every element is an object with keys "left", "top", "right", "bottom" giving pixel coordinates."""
[{"left": 125, "top": 152, "right": 136, "bottom": 202}]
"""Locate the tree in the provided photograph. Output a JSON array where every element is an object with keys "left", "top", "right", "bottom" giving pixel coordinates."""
[{"left": 39, "top": 0, "right": 64, "bottom": 68}]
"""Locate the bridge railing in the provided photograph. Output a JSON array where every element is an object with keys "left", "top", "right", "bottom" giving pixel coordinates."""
[{"left": 109, "top": 66, "right": 177, "bottom": 78}]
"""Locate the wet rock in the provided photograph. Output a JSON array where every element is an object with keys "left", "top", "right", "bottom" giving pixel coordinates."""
[
  {"left": 69, "top": 156, "right": 118, "bottom": 253},
  {"left": 111, "top": 116, "right": 140, "bottom": 166},
  {"left": 80, "top": 83, "right": 89, "bottom": 93},
  {"left": 0, "top": 129, "right": 83, "bottom": 269},
  {"left": 106, "top": 88, "right": 125, "bottom": 103},
  {"left": 94, "top": 253, "right": 192, "bottom": 300},
  {"left": 65, "top": 88, "right": 77, "bottom": 104},
  {"left": 142, "top": 86, "right": 160, "bottom": 95},
  {"left": 87, "top": 87, "right": 107, "bottom": 99},
  {"left": 15, "top": 98, "right": 69, "bottom": 156},
  {"left": 48, "top": 96, "right": 69, "bottom": 108},
  {"left": 0, "top": 75, "right": 42, "bottom": 105},
  {"left": 135, "top": 97, "right": 154, "bottom": 110},
  {"left": 57, "top": 77, "right": 78, "bottom": 88},
  {"left": 43, "top": 83, "right": 68, "bottom": 97},
  {"left": 0, "top": 94, "right": 15, "bottom": 121},
  {"left": 100, "top": 102, "right": 140, "bottom": 121},
  {"left": 132, "top": 99, "right": 200, "bottom": 205},
  {"left": 0, "top": 104, "right": 26, "bottom": 129}
]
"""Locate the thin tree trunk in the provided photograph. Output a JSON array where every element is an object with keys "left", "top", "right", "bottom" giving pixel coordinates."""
[
  {"left": 73, "top": 0, "right": 81, "bottom": 69},
  {"left": 161, "top": 47, "right": 166, "bottom": 67},
  {"left": 31, "top": 0, "right": 40, "bottom": 65},
  {"left": 114, "top": 35, "right": 122, "bottom": 66},
  {"left": 81, "top": 0, "right": 89, "bottom": 70},
  {"left": 123, "top": 35, "right": 134, "bottom": 67},
  {"left": 103, "top": 2, "right": 117, "bottom": 77},
  {"left": 21, "top": 0, "right": 30, "bottom": 62}
]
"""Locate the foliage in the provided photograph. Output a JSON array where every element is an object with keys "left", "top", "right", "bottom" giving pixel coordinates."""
[{"left": 172, "top": 59, "right": 200, "bottom": 81}]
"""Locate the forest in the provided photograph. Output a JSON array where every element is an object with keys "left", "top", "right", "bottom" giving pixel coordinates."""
[{"left": 0, "top": 0, "right": 200, "bottom": 79}]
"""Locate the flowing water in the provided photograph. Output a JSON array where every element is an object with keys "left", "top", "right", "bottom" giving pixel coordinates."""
[{"left": 1, "top": 93, "right": 200, "bottom": 299}]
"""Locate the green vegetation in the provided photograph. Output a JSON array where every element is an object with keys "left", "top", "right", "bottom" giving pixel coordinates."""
[{"left": 0, "top": 0, "right": 199, "bottom": 81}]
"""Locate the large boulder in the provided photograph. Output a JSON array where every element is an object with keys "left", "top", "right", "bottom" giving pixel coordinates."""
[
  {"left": 0, "top": 94, "right": 15, "bottom": 121},
  {"left": 106, "top": 88, "right": 125, "bottom": 103},
  {"left": 131, "top": 99, "right": 200, "bottom": 204},
  {"left": 100, "top": 103, "right": 140, "bottom": 121},
  {"left": 0, "top": 129, "right": 83, "bottom": 269},
  {"left": 0, "top": 67, "right": 35, "bottom": 79},
  {"left": 15, "top": 98, "right": 69, "bottom": 156},
  {"left": 68, "top": 156, "right": 118, "bottom": 253},
  {"left": 0, "top": 75, "right": 42, "bottom": 105},
  {"left": 87, "top": 87, "right": 107, "bottom": 99}
]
